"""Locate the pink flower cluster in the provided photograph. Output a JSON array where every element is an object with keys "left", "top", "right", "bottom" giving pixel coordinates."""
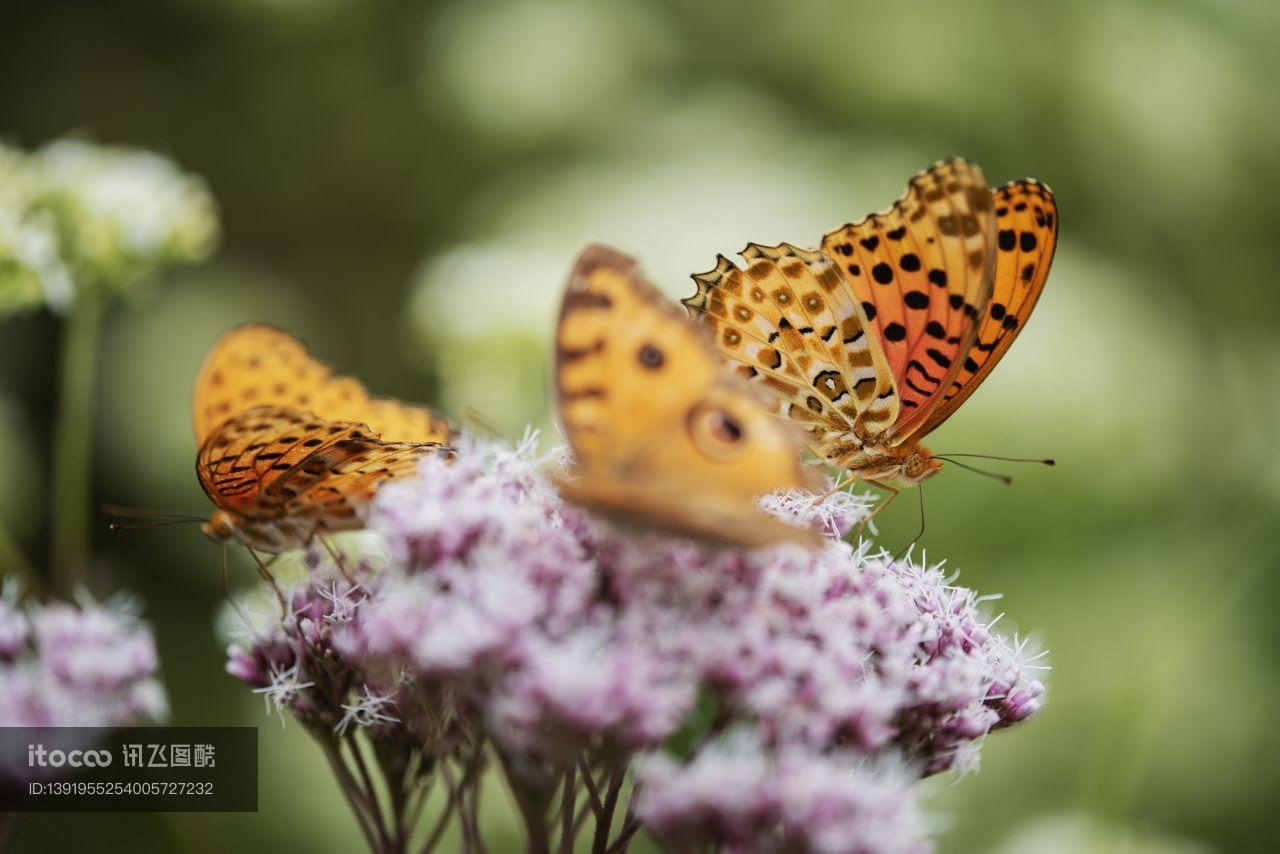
[
  {"left": 0, "top": 588, "right": 168, "bottom": 727},
  {"left": 225, "top": 434, "right": 1047, "bottom": 853},
  {"left": 637, "top": 737, "right": 929, "bottom": 854}
]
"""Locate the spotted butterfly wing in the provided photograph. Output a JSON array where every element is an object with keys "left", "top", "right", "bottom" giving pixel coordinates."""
[
  {"left": 193, "top": 326, "right": 454, "bottom": 553},
  {"left": 555, "top": 244, "right": 823, "bottom": 548},
  {"left": 192, "top": 323, "right": 456, "bottom": 448},
  {"left": 917, "top": 178, "right": 1058, "bottom": 433},
  {"left": 687, "top": 159, "right": 1056, "bottom": 492},
  {"left": 683, "top": 243, "right": 896, "bottom": 461},
  {"left": 819, "top": 158, "right": 997, "bottom": 438}
]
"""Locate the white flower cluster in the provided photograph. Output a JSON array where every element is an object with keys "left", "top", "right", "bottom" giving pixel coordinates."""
[
  {"left": 0, "top": 143, "right": 73, "bottom": 313},
  {"left": 0, "top": 138, "right": 218, "bottom": 314}
]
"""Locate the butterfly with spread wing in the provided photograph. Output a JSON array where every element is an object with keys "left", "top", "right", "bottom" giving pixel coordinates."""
[
  {"left": 193, "top": 324, "right": 456, "bottom": 554},
  {"left": 683, "top": 159, "right": 1057, "bottom": 526},
  {"left": 554, "top": 245, "right": 824, "bottom": 548}
]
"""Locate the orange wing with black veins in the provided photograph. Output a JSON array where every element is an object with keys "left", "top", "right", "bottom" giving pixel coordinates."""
[{"left": 918, "top": 179, "right": 1058, "bottom": 434}]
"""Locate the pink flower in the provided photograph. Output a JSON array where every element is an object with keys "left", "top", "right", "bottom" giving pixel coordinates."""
[
  {"left": 0, "top": 588, "right": 167, "bottom": 727},
  {"left": 224, "top": 433, "right": 1048, "bottom": 851},
  {"left": 637, "top": 734, "right": 931, "bottom": 854}
]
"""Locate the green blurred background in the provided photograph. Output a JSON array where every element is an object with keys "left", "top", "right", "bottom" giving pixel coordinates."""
[{"left": 2, "top": 0, "right": 1277, "bottom": 851}]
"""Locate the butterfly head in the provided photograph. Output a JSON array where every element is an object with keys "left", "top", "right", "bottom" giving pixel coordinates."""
[
  {"left": 202, "top": 510, "right": 236, "bottom": 544},
  {"left": 899, "top": 447, "right": 944, "bottom": 485}
]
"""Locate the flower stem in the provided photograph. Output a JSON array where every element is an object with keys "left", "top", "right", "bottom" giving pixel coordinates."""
[
  {"left": 454, "top": 749, "right": 488, "bottom": 854},
  {"left": 605, "top": 804, "right": 640, "bottom": 854},
  {"left": 577, "top": 756, "right": 603, "bottom": 819},
  {"left": 345, "top": 731, "right": 387, "bottom": 831},
  {"left": 50, "top": 289, "right": 104, "bottom": 593},
  {"left": 316, "top": 731, "right": 387, "bottom": 853},
  {"left": 494, "top": 747, "right": 551, "bottom": 854},
  {"left": 419, "top": 773, "right": 459, "bottom": 854},
  {"left": 558, "top": 764, "right": 576, "bottom": 854},
  {"left": 592, "top": 766, "right": 625, "bottom": 854}
]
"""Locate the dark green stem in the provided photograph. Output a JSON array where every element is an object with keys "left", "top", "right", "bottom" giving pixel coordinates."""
[
  {"left": 316, "top": 731, "right": 386, "bottom": 853},
  {"left": 592, "top": 766, "right": 625, "bottom": 854},
  {"left": 558, "top": 764, "right": 576, "bottom": 854},
  {"left": 51, "top": 290, "right": 104, "bottom": 593},
  {"left": 495, "top": 747, "right": 551, "bottom": 854}
]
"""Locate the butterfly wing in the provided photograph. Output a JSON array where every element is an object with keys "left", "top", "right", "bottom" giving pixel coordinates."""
[
  {"left": 917, "top": 179, "right": 1058, "bottom": 434},
  {"left": 683, "top": 243, "right": 897, "bottom": 459},
  {"left": 820, "top": 159, "right": 997, "bottom": 439},
  {"left": 197, "top": 404, "right": 447, "bottom": 552},
  {"left": 192, "top": 323, "right": 456, "bottom": 447},
  {"left": 554, "top": 244, "right": 823, "bottom": 547}
]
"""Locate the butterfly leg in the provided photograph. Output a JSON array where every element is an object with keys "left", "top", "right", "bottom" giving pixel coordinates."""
[
  {"left": 811, "top": 471, "right": 857, "bottom": 505},
  {"left": 318, "top": 533, "right": 360, "bottom": 589},
  {"left": 218, "top": 545, "right": 256, "bottom": 629},
  {"left": 893, "top": 485, "right": 926, "bottom": 560},
  {"left": 235, "top": 542, "right": 286, "bottom": 613},
  {"left": 847, "top": 481, "right": 900, "bottom": 544}
]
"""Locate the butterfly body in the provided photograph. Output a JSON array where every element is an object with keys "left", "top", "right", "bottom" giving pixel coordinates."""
[
  {"left": 203, "top": 510, "right": 309, "bottom": 554},
  {"left": 831, "top": 441, "right": 943, "bottom": 487},
  {"left": 685, "top": 159, "right": 1057, "bottom": 497},
  {"left": 193, "top": 326, "right": 455, "bottom": 554}
]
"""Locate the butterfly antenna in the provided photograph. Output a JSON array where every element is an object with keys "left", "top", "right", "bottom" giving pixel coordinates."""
[
  {"left": 937, "top": 454, "right": 1055, "bottom": 466},
  {"left": 102, "top": 504, "right": 206, "bottom": 531},
  {"left": 936, "top": 457, "right": 1014, "bottom": 485},
  {"left": 107, "top": 518, "right": 205, "bottom": 532},
  {"left": 102, "top": 504, "right": 206, "bottom": 521}
]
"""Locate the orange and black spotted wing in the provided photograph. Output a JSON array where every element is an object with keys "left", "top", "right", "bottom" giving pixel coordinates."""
[
  {"left": 192, "top": 324, "right": 456, "bottom": 448},
  {"left": 197, "top": 404, "right": 448, "bottom": 551},
  {"left": 820, "top": 159, "right": 996, "bottom": 439},
  {"left": 918, "top": 179, "right": 1058, "bottom": 434}
]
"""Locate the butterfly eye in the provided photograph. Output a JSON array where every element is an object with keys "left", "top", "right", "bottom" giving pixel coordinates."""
[
  {"left": 637, "top": 343, "right": 664, "bottom": 369},
  {"left": 688, "top": 403, "right": 748, "bottom": 462}
]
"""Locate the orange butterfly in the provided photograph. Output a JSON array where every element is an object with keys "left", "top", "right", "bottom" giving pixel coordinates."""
[
  {"left": 193, "top": 324, "right": 456, "bottom": 554},
  {"left": 683, "top": 159, "right": 1057, "bottom": 517},
  {"left": 554, "top": 245, "right": 823, "bottom": 548}
]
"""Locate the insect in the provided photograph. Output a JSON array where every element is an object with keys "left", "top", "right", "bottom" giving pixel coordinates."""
[
  {"left": 554, "top": 244, "right": 824, "bottom": 548},
  {"left": 193, "top": 324, "right": 456, "bottom": 554},
  {"left": 683, "top": 159, "right": 1057, "bottom": 527}
]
